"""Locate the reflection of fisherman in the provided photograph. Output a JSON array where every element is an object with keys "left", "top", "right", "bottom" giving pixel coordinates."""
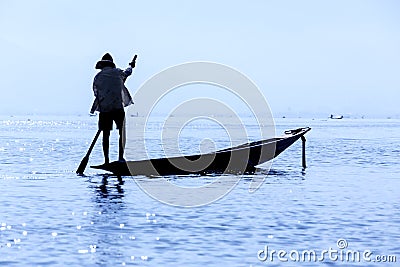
[{"left": 90, "top": 53, "right": 137, "bottom": 164}]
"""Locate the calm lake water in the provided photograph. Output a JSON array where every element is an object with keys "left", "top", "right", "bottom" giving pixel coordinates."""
[{"left": 0, "top": 115, "right": 399, "bottom": 266}]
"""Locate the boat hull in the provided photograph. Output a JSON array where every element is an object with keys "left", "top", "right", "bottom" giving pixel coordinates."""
[{"left": 92, "top": 127, "right": 311, "bottom": 176}]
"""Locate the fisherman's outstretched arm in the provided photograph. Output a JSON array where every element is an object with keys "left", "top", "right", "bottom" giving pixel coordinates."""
[{"left": 122, "top": 67, "right": 133, "bottom": 80}]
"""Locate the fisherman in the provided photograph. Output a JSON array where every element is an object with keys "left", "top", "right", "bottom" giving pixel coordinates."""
[{"left": 90, "top": 53, "right": 136, "bottom": 164}]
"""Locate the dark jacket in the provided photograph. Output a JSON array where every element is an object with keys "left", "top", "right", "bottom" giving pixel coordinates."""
[{"left": 90, "top": 66, "right": 134, "bottom": 113}]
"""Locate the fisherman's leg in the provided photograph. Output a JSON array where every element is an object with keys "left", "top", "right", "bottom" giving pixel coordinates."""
[
  {"left": 116, "top": 110, "right": 126, "bottom": 161},
  {"left": 102, "top": 130, "right": 110, "bottom": 164},
  {"left": 118, "top": 126, "right": 126, "bottom": 161},
  {"left": 99, "top": 112, "right": 112, "bottom": 164}
]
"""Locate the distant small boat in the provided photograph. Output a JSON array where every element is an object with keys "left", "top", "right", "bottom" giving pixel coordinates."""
[
  {"left": 130, "top": 112, "right": 139, "bottom": 117},
  {"left": 92, "top": 127, "right": 311, "bottom": 176},
  {"left": 330, "top": 114, "right": 343, "bottom": 119}
]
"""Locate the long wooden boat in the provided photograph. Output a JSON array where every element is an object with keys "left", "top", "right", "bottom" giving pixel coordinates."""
[{"left": 92, "top": 127, "right": 311, "bottom": 176}]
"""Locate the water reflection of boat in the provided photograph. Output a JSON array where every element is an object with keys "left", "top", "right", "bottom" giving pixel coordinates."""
[{"left": 92, "top": 127, "right": 311, "bottom": 176}]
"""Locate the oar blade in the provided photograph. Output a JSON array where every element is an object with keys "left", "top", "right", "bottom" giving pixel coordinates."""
[
  {"left": 76, "top": 130, "right": 102, "bottom": 175},
  {"left": 76, "top": 156, "right": 89, "bottom": 174}
]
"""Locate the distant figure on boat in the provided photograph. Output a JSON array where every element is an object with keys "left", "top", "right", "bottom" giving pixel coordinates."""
[
  {"left": 90, "top": 53, "right": 137, "bottom": 164},
  {"left": 330, "top": 114, "right": 343, "bottom": 119}
]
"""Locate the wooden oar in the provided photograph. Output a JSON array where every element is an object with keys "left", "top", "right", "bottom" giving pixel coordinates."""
[{"left": 76, "top": 130, "right": 101, "bottom": 174}]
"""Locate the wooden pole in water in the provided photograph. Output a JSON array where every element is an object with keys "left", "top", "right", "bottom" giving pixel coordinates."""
[{"left": 301, "top": 135, "right": 307, "bottom": 169}]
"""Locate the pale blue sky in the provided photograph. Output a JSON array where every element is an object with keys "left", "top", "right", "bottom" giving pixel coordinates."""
[{"left": 0, "top": 0, "right": 399, "bottom": 117}]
